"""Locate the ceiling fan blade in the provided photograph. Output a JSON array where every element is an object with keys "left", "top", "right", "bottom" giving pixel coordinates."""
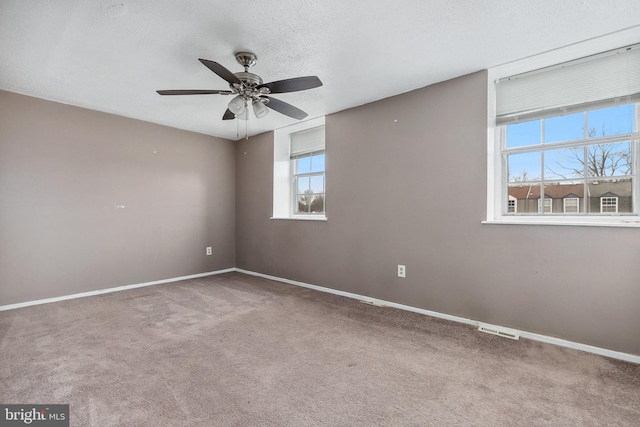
[
  {"left": 157, "top": 89, "right": 233, "bottom": 95},
  {"left": 263, "top": 96, "right": 308, "bottom": 120},
  {"left": 199, "top": 59, "right": 242, "bottom": 86},
  {"left": 257, "top": 76, "right": 322, "bottom": 94},
  {"left": 222, "top": 109, "right": 235, "bottom": 120}
]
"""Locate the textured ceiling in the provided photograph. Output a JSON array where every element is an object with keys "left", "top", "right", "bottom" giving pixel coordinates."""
[{"left": 1, "top": 1, "right": 640, "bottom": 141}]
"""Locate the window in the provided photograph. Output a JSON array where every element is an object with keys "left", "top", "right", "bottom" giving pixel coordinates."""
[
  {"left": 292, "top": 150, "right": 325, "bottom": 214},
  {"left": 601, "top": 196, "right": 618, "bottom": 213},
  {"left": 272, "top": 117, "right": 327, "bottom": 220},
  {"left": 487, "top": 37, "right": 640, "bottom": 226},
  {"left": 503, "top": 103, "right": 636, "bottom": 217},
  {"left": 538, "top": 198, "right": 552, "bottom": 213},
  {"left": 564, "top": 198, "right": 579, "bottom": 214}
]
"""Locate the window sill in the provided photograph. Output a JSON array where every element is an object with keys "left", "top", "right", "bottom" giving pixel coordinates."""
[
  {"left": 482, "top": 216, "right": 640, "bottom": 228},
  {"left": 270, "top": 216, "right": 328, "bottom": 221}
]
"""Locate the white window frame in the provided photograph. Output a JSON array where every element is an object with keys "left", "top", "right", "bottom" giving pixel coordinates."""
[
  {"left": 272, "top": 116, "right": 327, "bottom": 221},
  {"left": 600, "top": 196, "right": 618, "bottom": 213},
  {"left": 485, "top": 27, "right": 640, "bottom": 227},
  {"left": 564, "top": 198, "right": 579, "bottom": 214}
]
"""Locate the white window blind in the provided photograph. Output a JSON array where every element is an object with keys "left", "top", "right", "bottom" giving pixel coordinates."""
[
  {"left": 496, "top": 44, "right": 640, "bottom": 124},
  {"left": 290, "top": 126, "right": 325, "bottom": 157}
]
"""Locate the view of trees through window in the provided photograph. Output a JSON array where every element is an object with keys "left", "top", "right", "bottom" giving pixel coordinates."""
[
  {"left": 504, "top": 103, "right": 637, "bottom": 214},
  {"left": 294, "top": 151, "right": 325, "bottom": 214}
]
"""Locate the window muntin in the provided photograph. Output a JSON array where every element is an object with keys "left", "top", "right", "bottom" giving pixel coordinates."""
[
  {"left": 501, "top": 103, "right": 637, "bottom": 216},
  {"left": 293, "top": 151, "right": 325, "bottom": 214}
]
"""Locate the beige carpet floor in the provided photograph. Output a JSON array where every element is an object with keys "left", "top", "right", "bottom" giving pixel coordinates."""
[{"left": 1, "top": 272, "right": 639, "bottom": 426}]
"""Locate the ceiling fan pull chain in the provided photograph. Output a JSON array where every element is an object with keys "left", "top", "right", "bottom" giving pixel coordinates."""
[{"left": 245, "top": 100, "right": 249, "bottom": 140}]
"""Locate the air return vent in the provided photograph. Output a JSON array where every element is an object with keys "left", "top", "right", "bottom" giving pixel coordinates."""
[{"left": 478, "top": 323, "right": 520, "bottom": 340}]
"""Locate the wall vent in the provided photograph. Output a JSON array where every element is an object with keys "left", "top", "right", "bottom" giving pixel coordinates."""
[{"left": 478, "top": 323, "right": 520, "bottom": 340}]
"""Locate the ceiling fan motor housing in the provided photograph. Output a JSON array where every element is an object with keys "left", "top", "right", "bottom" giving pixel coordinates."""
[
  {"left": 232, "top": 52, "right": 268, "bottom": 100},
  {"left": 234, "top": 71, "right": 263, "bottom": 88}
]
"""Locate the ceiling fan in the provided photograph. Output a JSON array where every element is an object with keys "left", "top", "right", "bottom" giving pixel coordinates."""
[{"left": 157, "top": 52, "right": 322, "bottom": 121}]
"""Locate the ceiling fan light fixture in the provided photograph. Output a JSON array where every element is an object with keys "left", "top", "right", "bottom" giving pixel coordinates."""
[
  {"left": 253, "top": 100, "right": 269, "bottom": 118},
  {"left": 236, "top": 109, "right": 249, "bottom": 121},
  {"left": 228, "top": 95, "right": 246, "bottom": 114}
]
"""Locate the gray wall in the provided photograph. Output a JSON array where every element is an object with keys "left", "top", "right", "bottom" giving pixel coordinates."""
[
  {"left": 236, "top": 71, "right": 640, "bottom": 356},
  {"left": 0, "top": 90, "right": 235, "bottom": 305}
]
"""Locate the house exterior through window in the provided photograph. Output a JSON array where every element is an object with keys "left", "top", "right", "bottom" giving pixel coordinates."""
[
  {"left": 563, "top": 197, "right": 579, "bottom": 214},
  {"left": 489, "top": 41, "right": 640, "bottom": 225},
  {"left": 292, "top": 150, "right": 325, "bottom": 214},
  {"left": 600, "top": 196, "right": 618, "bottom": 213},
  {"left": 538, "top": 197, "right": 552, "bottom": 213}
]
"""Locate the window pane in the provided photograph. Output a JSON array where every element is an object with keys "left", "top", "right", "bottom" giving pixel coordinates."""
[
  {"left": 543, "top": 182, "right": 583, "bottom": 214},
  {"left": 507, "top": 183, "right": 541, "bottom": 213},
  {"left": 507, "top": 152, "right": 540, "bottom": 182},
  {"left": 506, "top": 120, "right": 541, "bottom": 148},
  {"left": 297, "top": 195, "right": 311, "bottom": 213},
  {"left": 586, "top": 179, "right": 632, "bottom": 214},
  {"left": 296, "top": 156, "right": 311, "bottom": 174},
  {"left": 310, "top": 175, "right": 324, "bottom": 193},
  {"left": 586, "top": 142, "right": 632, "bottom": 177},
  {"left": 296, "top": 176, "right": 310, "bottom": 194},
  {"left": 544, "top": 113, "right": 584, "bottom": 143},
  {"left": 544, "top": 147, "right": 585, "bottom": 180},
  {"left": 297, "top": 193, "right": 325, "bottom": 214},
  {"left": 587, "top": 104, "right": 634, "bottom": 137},
  {"left": 310, "top": 193, "right": 325, "bottom": 213},
  {"left": 311, "top": 153, "right": 325, "bottom": 172}
]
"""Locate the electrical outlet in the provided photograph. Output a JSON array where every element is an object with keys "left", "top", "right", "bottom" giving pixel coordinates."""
[
  {"left": 206, "top": 247, "right": 212, "bottom": 256},
  {"left": 397, "top": 264, "right": 406, "bottom": 278}
]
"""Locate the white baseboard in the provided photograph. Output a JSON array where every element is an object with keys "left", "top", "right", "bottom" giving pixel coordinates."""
[
  {"left": 3, "top": 266, "right": 638, "bottom": 364},
  {"left": 235, "top": 268, "right": 640, "bottom": 364},
  {"left": 0, "top": 268, "right": 235, "bottom": 312},
  {"left": 235, "top": 268, "right": 477, "bottom": 326}
]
